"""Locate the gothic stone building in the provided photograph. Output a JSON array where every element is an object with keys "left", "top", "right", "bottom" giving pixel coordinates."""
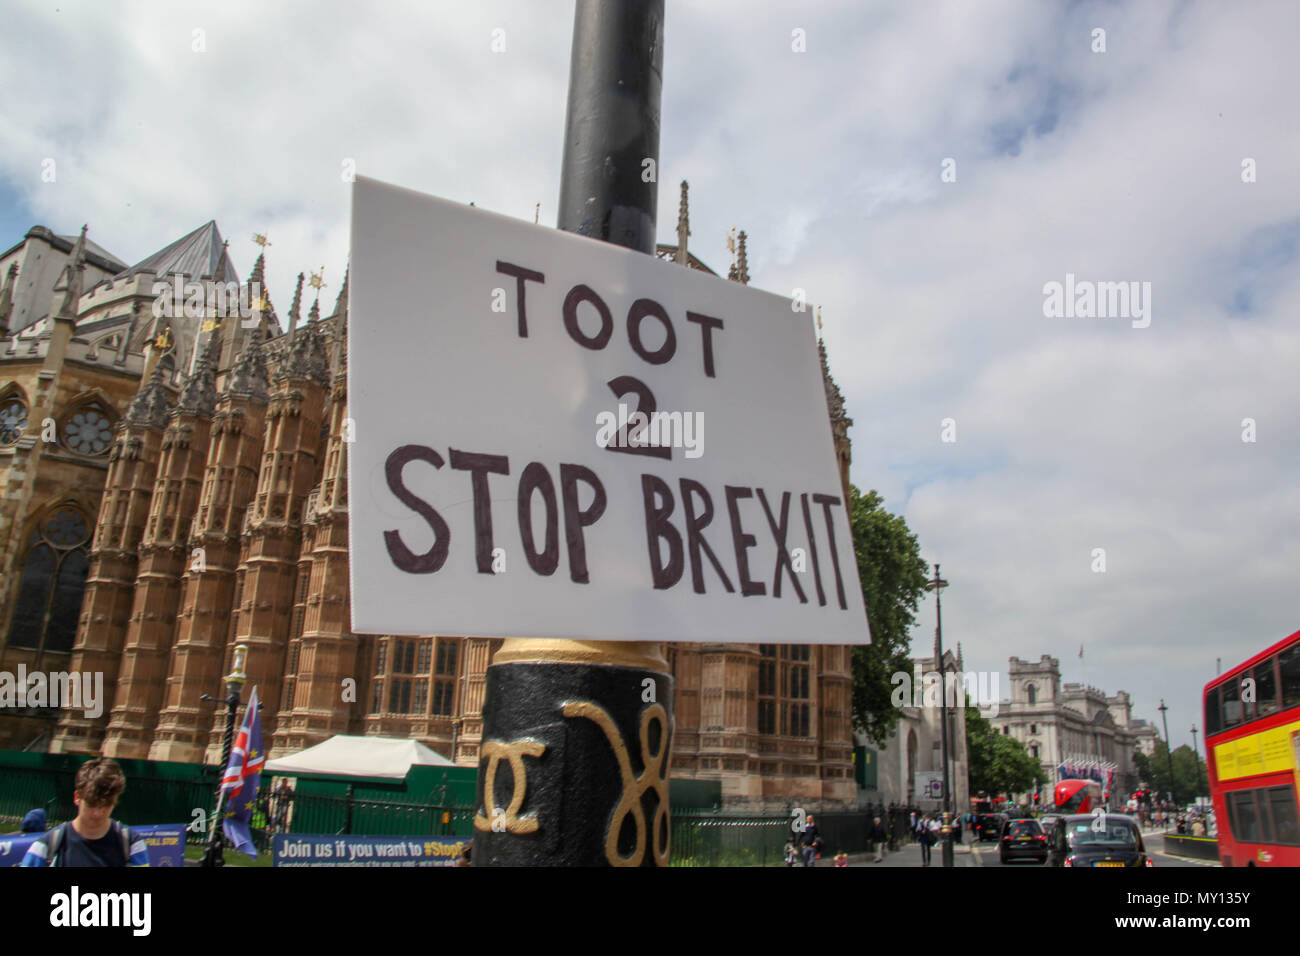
[{"left": 0, "top": 188, "right": 860, "bottom": 810}]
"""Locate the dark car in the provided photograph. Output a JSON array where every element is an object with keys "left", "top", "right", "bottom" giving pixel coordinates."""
[
  {"left": 977, "top": 813, "right": 1007, "bottom": 842},
  {"left": 998, "top": 817, "right": 1048, "bottom": 864},
  {"left": 1048, "top": 813, "right": 1153, "bottom": 868}
]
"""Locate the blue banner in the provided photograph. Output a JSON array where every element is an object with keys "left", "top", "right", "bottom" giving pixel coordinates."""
[
  {"left": 1, "top": 823, "right": 188, "bottom": 868},
  {"left": 272, "top": 834, "right": 467, "bottom": 867}
]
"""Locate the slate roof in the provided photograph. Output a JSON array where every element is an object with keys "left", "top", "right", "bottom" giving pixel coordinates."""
[
  {"left": 55, "top": 233, "right": 128, "bottom": 272},
  {"left": 117, "top": 220, "right": 240, "bottom": 283}
]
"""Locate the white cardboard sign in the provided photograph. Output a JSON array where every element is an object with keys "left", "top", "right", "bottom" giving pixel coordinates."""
[{"left": 348, "top": 176, "right": 869, "bottom": 644}]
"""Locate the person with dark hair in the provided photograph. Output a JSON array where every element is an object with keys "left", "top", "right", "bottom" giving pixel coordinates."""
[
  {"left": 918, "top": 814, "right": 937, "bottom": 866},
  {"left": 801, "top": 814, "right": 822, "bottom": 867},
  {"left": 21, "top": 758, "right": 148, "bottom": 867}
]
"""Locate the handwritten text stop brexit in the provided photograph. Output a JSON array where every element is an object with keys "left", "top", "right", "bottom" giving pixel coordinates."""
[{"left": 379, "top": 259, "right": 850, "bottom": 611}]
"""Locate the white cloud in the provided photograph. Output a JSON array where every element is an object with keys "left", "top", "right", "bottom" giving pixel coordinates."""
[{"left": 1, "top": 0, "right": 1296, "bottom": 751}]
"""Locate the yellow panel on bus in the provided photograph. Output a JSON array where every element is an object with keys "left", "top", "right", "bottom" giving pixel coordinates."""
[{"left": 1214, "top": 720, "right": 1300, "bottom": 781}]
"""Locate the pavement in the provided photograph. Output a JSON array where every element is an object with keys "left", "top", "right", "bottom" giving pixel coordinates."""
[{"left": 788, "top": 836, "right": 982, "bottom": 867}]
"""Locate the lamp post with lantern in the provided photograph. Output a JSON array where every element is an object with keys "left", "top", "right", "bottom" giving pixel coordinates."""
[
  {"left": 199, "top": 643, "right": 249, "bottom": 868},
  {"left": 924, "top": 563, "right": 954, "bottom": 868}
]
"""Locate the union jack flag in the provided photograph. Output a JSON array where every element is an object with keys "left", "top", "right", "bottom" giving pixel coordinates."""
[{"left": 220, "top": 686, "right": 264, "bottom": 858}]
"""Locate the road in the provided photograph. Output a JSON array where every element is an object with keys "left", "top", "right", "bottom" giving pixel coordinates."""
[{"left": 831, "top": 831, "right": 1215, "bottom": 868}]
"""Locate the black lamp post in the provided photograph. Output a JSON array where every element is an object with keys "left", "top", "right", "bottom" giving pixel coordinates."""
[
  {"left": 1190, "top": 724, "right": 1205, "bottom": 801},
  {"left": 199, "top": 643, "right": 248, "bottom": 868},
  {"left": 1157, "top": 699, "right": 1176, "bottom": 816},
  {"left": 924, "top": 563, "right": 953, "bottom": 867}
]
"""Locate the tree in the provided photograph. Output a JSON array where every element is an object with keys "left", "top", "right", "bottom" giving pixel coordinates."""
[
  {"left": 966, "top": 705, "right": 1045, "bottom": 797},
  {"left": 848, "top": 487, "right": 930, "bottom": 747},
  {"left": 1134, "top": 742, "right": 1206, "bottom": 805}
]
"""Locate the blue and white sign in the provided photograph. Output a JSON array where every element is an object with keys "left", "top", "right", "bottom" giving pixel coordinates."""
[{"left": 0, "top": 823, "right": 187, "bottom": 867}]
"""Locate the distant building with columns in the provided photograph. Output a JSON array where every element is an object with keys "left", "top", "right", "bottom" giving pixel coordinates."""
[{"left": 991, "top": 655, "right": 1160, "bottom": 801}]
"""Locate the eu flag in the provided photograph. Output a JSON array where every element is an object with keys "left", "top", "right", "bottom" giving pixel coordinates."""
[{"left": 220, "top": 686, "right": 265, "bottom": 859}]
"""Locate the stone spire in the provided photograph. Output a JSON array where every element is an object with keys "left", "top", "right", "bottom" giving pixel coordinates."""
[
  {"left": 54, "top": 224, "right": 88, "bottom": 319},
  {"left": 331, "top": 262, "right": 349, "bottom": 320},
  {"left": 330, "top": 298, "right": 347, "bottom": 381},
  {"left": 736, "top": 231, "right": 749, "bottom": 285},
  {"left": 178, "top": 331, "right": 221, "bottom": 416},
  {"left": 308, "top": 293, "right": 320, "bottom": 324},
  {"left": 246, "top": 251, "right": 279, "bottom": 334},
  {"left": 126, "top": 356, "right": 174, "bottom": 428},
  {"left": 224, "top": 326, "right": 269, "bottom": 401},
  {"left": 116, "top": 300, "right": 140, "bottom": 366},
  {"left": 0, "top": 262, "right": 16, "bottom": 337},
  {"left": 287, "top": 272, "right": 304, "bottom": 344},
  {"left": 282, "top": 311, "right": 329, "bottom": 385},
  {"left": 818, "top": 337, "right": 850, "bottom": 429},
  {"left": 819, "top": 335, "right": 853, "bottom": 501},
  {"left": 675, "top": 181, "right": 690, "bottom": 265}
]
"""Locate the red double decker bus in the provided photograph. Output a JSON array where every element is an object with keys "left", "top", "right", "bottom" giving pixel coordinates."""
[
  {"left": 1203, "top": 628, "right": 1300, "bottom": 866},
  {"left": 1054, "top": 779, "right": 1103, "bottom": 814}
]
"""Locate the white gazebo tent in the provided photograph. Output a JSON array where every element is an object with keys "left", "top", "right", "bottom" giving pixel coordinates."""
[{"left": 264, "top": 735, "right": 454, "bottom": 779}]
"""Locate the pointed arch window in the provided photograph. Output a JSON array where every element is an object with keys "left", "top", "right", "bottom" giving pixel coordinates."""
[
  {"left": 0, "top": 387, "right": 29, "bottom": 445},
  {"left": 5, "top": 506, "right": 91, "bottom": 656},
  {"left": 1026, "top": 684, "right": 1037, "bottom": 705}
]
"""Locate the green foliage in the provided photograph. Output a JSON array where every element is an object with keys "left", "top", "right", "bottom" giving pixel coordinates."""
[
  {"left": 847, "top": 486, "right": 930, "bottom": 747},
  {"left": 966, "top": 705, "right": 1046, "bottom": 795},
  {"left": 1135, "top": 742, "right": 1207, "bottom": 804}
]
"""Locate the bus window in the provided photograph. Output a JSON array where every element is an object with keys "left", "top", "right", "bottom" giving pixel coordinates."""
[
  {"left": 1222, "top": 678, "right": 1243, "bottom": 728},
  {"left": 1281, "top": 644, "right": 1300, "bottom": 709},
  {"left": 1267, "top": 787, "right": 1300, "bottom": 847},
  {"left": 1254, "top": 659, "right": 1278, "bottom": 716},
  {"left": 1225, "top": 790, "right": 1240, "bottom": 840},
  {"left": 1205, "top": 683, "right": 1222, "bottom": 736},
  {"left": 1258, "top": 790, "right": 1276, "bottom": 843},
  {"left": 1230, "top": 791, "right": 1260, "bottom": 843}
]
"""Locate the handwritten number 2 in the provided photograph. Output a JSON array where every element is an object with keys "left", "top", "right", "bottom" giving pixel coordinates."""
[{"left": 605, "top": 375, "right": 671, "bottom": 460}]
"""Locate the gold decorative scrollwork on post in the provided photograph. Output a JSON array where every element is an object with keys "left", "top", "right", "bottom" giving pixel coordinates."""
[
  {"left": 562, "top": 701, "right": 670, "bottom": 867},
  {"left": 474, "top": 739, "right": 545, "bottom": 834}
]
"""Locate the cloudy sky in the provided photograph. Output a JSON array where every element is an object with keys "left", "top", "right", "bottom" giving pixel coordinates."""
[{"left": 3, "top": 1, "right": 1297, "bottom": 751}]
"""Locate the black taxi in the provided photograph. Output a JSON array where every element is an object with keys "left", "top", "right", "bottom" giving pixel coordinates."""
[{"left": 1048, "top": 813, "right": 1153, "bottom": 868}]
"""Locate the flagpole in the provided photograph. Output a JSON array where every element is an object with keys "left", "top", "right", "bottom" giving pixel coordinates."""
[{"left": 200, "top": 644, "right": 248, "bottom": 868}]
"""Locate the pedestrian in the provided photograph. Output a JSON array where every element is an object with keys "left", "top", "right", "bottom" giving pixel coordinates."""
[
  {"left": 271, "top": 779, "right": 292, "bottom": 833},
  {"left": 918, "top": 815, "right": 936, "bottom": 866},
  {"left": 21, "top": 758, "right": 148, "bottom": 867},
  {"left": 834, "top": 851, "right": 849, "bottom": 867},
  {"left": 909, "top": 810, "right": 918, "bottom": 843},
  {"left": 784, "top": 838, "right": 799, "bottom": 867},
  {"left": 1191, "top": 817, "right": 1206, "bottom": 837},
  {"left": 801, "top": 814, "right": 821, "bottom": 867},
  {"left": 871, "top": 816, "right": 887, "bottom": 862}
]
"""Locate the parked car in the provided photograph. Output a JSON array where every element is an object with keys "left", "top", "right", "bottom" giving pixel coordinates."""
[
  {"left": 999, "top": 817, "right": 1049, "bottom": 864},
  {"left": 1048, "top": 813, "right": 1153, "bottom": 868}
]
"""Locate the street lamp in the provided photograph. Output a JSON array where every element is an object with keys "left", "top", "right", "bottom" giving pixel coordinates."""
[
  {"left": 1157, "top": 699, "right": 1176, "bottom": 818},
  {"left": 1190, "top": 724, "right": 1205, "bottom": 802},
  {"left": 199, "top": 643, "right": 248, "bottom": 868},
  {"left": 924, "top": 563, "right": 954, "bottom": 868}
]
